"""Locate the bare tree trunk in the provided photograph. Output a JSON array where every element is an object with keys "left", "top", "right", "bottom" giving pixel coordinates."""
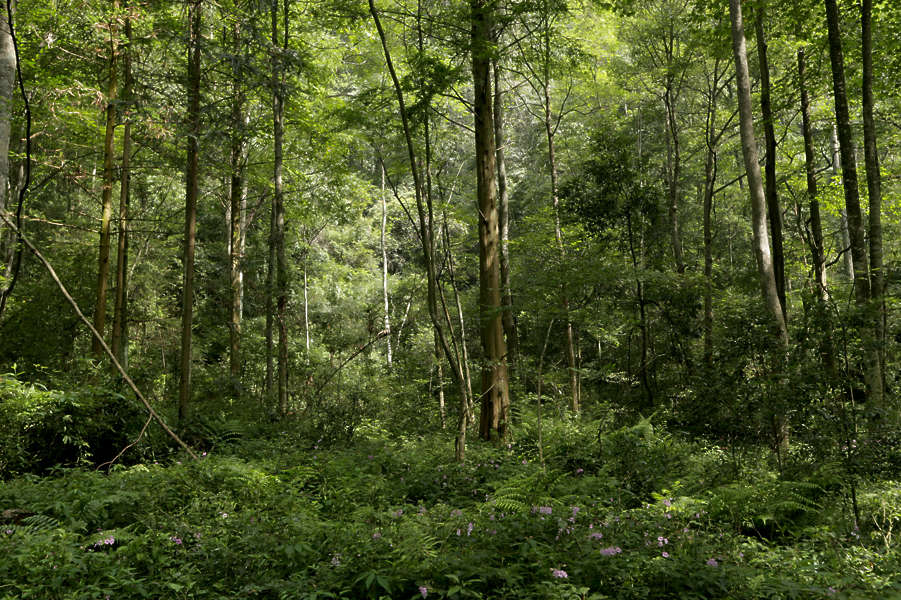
[
  {"left": 728, "top": 0, "right": 789, "bottom": 345},
  {"left": 755, "top": 5, "right": 786, "bottom": 323},
  {"left": 798, "top": 48, "right": 827, "bottom": 301},
  {"left": 861, "top": 0, "right": 885, "bottom": 397},
  {"left": 111, "top": 4, "right": 132, "bottom": 368},
  {"left": 265, "top": 199, "right": 275, "bottom": 396},
  {"left": 272, "top": 0, "right": 289, "bottom": 416},
  {"left": 824, "top": 0, "right": 881, "bottom": 403},
  {"left": 228, "top": 16, "right": 247, "bottom": 384},
  {"left": 435, "top": 330, "right": 445, "bottom": 429},
  {"left": 701, "top": 60, "right": 725, "bottom": 367},
  {"left": 381, "top": 163, "right": 392, "bottom": 368},
  {"left": 93, "top": 1, "right": 119, "bottom": 356},
  {"left": 0, "top": 0, "right": 15, "bottom": 271},
  {"left": 832, "top": 124, "right": 853, "bottom": 282},
  {"left": 493, "top": 61, "right": 517, "bottom": 369},
  {"left": 663, "top": 82, "right": 685, "bottom": 274},
  {"left": 472, "top": 0, "right": 511, "bottom": 442},
  {"left": 178, "top": 0, "right": 202, "bottom": 426},
  {"left": 540, "top": 38, "right": 579, "bottom": 413}
]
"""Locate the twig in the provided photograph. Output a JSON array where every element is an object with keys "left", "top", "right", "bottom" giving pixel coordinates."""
[
  {"left": 96, "top": 414, "right": 152, "bottom": 471},
  {"left": 311, "top": 330, "right": 388, "bottom": 400}
]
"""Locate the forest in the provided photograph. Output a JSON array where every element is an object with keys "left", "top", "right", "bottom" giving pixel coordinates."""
[{"left": 0, "top": 0, "right": 900, "bottom": 597}]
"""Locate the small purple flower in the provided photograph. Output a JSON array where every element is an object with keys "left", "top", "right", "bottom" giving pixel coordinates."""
[
  {"left": 706, "top": 558, "right": 718, "bottom": 567},
  {"left": 170, "top": 536, "right": 182, "bottom": 545},
  {"left": 662, "top": 551, "right": 670, "bottom": 558},
  {"left": 419, "top": 585, "right": 428, "bottom": 598},
  {"left": 466, "top": 522, "right": 474, "bottom": 536},
  {"left": 372, "top": 532, "right": 382, "bottom": 539},
  {"left": 663, "top": 498, "right": 672, "bottom": 507},
  {"left": 539, "top": 506, "right": 552, "bottom": 515},
  {"left": 589, "top": 532, "right": 604, "bottom": 540},
  {"left": 4, "top": 529, "right": 12, "bottom": 535},
  {"left": 551, "top": 569, "right": 568, "bottom": 578},
  {"left": 600, "top": 546, "right": 622, "bottom": 556},
  {"left": 575, "top": 468, "right": 584, "bottom": 475}
]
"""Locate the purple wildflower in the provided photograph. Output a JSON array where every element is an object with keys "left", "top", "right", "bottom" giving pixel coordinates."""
[
  {"left": 589, "top": 532, "right": 604, "bottom": 540},
  {"left": 706, "top": 558, "right": 718, "bottom": 567},
  {"left": 551, "top": 569, "right": 568, "bottom": 578},
  {"left": 662, "top": 551, "right": 670, "bottom": 558},
  {"left": 419, "top": 586, "right": 428, "bottom": 598},
  {"left": 600, "top": 546, "right": 622, "bottom": 556}
]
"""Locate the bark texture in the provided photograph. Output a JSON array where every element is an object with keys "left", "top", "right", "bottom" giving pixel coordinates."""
[{"left": 728, "top": 0, "right": 788, "bottom": 345}]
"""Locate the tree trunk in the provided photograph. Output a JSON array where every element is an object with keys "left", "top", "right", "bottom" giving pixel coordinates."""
[
  {"left": 728, "top": 0, "right": 789, "bottom": 345},
  {"left": 824, "top": 0, "right": 881, "bottom": 403},
  {"left": 798, "top": 48, "right": 827, "bottom": 301},
  {"left": 472, "top": 0, "right": 510, "bottom": 442},
  {"left": 381, "top": 163, "right": 392, "bottom": 368},
  {"left": 178, "top": 0, "right": 202, "bottom": 426},
  {"left": 111, "top": 5, "right": 132, "bottom": 369},
  {"left": 0, "top": 0, "right": 15, "bottom": 272},
  {"left": 92, "top": 2, "right": 119, "bottom": 356},
  {"left": 832, "top": 124, "right": 853, "bottom": 281},
  {"left": 664, "top": 82, "right": 685, "bottom": 274},
  {"left": 861, "top": 0, "right": 885, "bottom": 397},
  {"left": 540, "top": 32, "right": 579, "bottom": 413},
  {"left": 702, "top": 61, "right": 725, "bottom": 367},
  {"left": 265, "top": 197, "right": 275, "bottom": 396},
  {"left": 228, "top": 17, "right": 247, "bottom": 384},
  {"left": 272, "top": 0, "right": 289, "bottom": 416},
  {"left": 754, "top": 5, "right": 786, "bottom": 323},
  {"left": 493, "top": 61, "right": 517, "bottom": 370}
]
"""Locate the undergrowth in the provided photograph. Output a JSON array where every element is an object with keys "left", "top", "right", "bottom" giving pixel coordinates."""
[{"left": 0, "top": 413, "right": 900, "bottom": 599}]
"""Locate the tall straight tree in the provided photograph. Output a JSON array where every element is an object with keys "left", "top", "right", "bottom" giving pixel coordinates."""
[
  {"left": 823, "top": 0, "right": 881, "bottom": 403},
  {"left": 179, "top": 0, "right": 202, "bottom": 426},
  {"left": 272, "top": 0, "right": 289, "bottom": 415},
  {"left": 493, "top": 61, "right": 517, "bottom": 371},
  {"left": 797, "top": 48, "right": 826, "bottom": 302},
  {"left": 860, "top": 0, "right": 885, "bottom": 390},
  {"left": 0, "top": 0, "right": 16, "bottom": 280},
  {"left": 754, "top": 2, "right": 786, "bottom": 322},
  {"left": 728, "top": 0, "right": 788, "bottom": 345},
  {"left": 471, "top": 0, "right": 511, "bottom": 441},
  {"left": 92, "top": 0, "right": 119, "bottom": 356},
  {"left": 111, "top": 3, "right": 132, "bottom": 368}
]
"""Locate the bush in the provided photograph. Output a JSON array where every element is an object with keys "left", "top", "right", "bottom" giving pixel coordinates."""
[{"left": 0, "top": 373, "right": 146, "bottom": 476}]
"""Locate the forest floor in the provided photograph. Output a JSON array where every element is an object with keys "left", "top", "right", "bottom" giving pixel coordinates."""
[{"left": 1, "top": 416, "right": 900, "bottom": 599}]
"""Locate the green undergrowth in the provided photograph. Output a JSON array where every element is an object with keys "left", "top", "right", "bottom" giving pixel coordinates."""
[{"left": 1, "top": 418, "right": 900, "bottom": 599}]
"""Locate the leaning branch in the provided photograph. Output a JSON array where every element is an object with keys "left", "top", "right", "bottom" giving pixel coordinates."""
[{"left": 0, "top": 209, "right": 198, "bottom": 460}]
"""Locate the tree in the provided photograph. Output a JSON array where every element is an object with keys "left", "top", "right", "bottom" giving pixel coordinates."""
[
  {"left": 728, "top": 0, "right": 788, "bottom": 345},
  {"left": 471, "top": 0, "right": 511, "bottom": 442},
  {"left": 178, "top": 0, "right": 202, "bottom": 426}
]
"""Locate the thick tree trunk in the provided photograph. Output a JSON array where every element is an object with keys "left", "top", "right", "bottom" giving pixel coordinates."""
[
  {"left": 472, "top": 0, "right": 510, "bottom": 442},
  {"left": 273, "top": 0, "right": 289, "bottom": 416},
  {"left": 728, "top": 0, "right": 789, "bottom": 345},
  {"left": 754, "top": 6, "right": 786, "bottom": 323},
  {"left": 493, "top": 61, "right": 517, "bottom": 369},
  {"left": 178, "top": 0, "right": 202, "bottom": 426},
  {"left": 824, "top": 0, "right": 881, "bottom": 403},
  {"left": 93, "top": 2, "right": 119, "bottom": 356},
  {"left": 798, "top": 48, "right": 826, "bottom": 301},
  {"left": 111, "top": 6, "right": 132, "bottom": 368}
]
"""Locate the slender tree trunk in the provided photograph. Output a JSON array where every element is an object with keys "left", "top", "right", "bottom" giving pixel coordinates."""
[
  {"left": 824, "top": 0, "right": 881, "bottom": 403},
  {"left": 861, "top": 0, "right": 885, "bottom": 397},
  {"left": 664, "top": 82, "right": 685, "bottom": 274},
  {"left": 701, "top": 63, "right": 722, "bottom": 367},
  {"left": 381, "top": 164, "right": 392, "bottom": 368},
  {"left": 265, "top": 198, "right": 275, "bottom": 396},
  {"left": 111, "top": 5, "right": 132, "bottom": 368},
  {"left": 728, "top": 0, "right": 789, "bottom": 345},
  {"left": 435, "top": 330, "right": 445, "bottom": 428},
  {"left": 472, "top": 0, "right": 511, "bottom": 442},
  {"left": 369, "top": 0, "right": 471, "bottom": 457},
  {"left": 540, "top": 34, "right": 579, "bottom": 413},
  {"left": 93, "top": 2, "right": 119, "bottom": 356},
  {"left": 798, "top": 48, "right": 827, "bottom": 301},
  {"left": 832, "top": 124, "right": 853, "bottom": 281},
  {"left": 272, "top": 0, "right": 289, "bottom": 416},
  {"left": 755, "top": 6, "right": 786, "bottom": 323},
  {"left": 0, "top": 0, "right": 15, "bottom": 269},
  {"left": 303, "top": 265, "right": 310, "bottom": 354},
  {"left": 178, "top": 0, "right": 202, "bottom": 426},
  {"left": 493, "top": 61, "right": 517, "bottom": 369},
  {"left": 228, "top": 17, "right": 247, "bottom": 383}
]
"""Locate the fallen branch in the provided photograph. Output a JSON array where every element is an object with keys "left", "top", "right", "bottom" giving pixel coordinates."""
[{"left": 0, "top": 208, "right": 198, "bottom": 460}]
